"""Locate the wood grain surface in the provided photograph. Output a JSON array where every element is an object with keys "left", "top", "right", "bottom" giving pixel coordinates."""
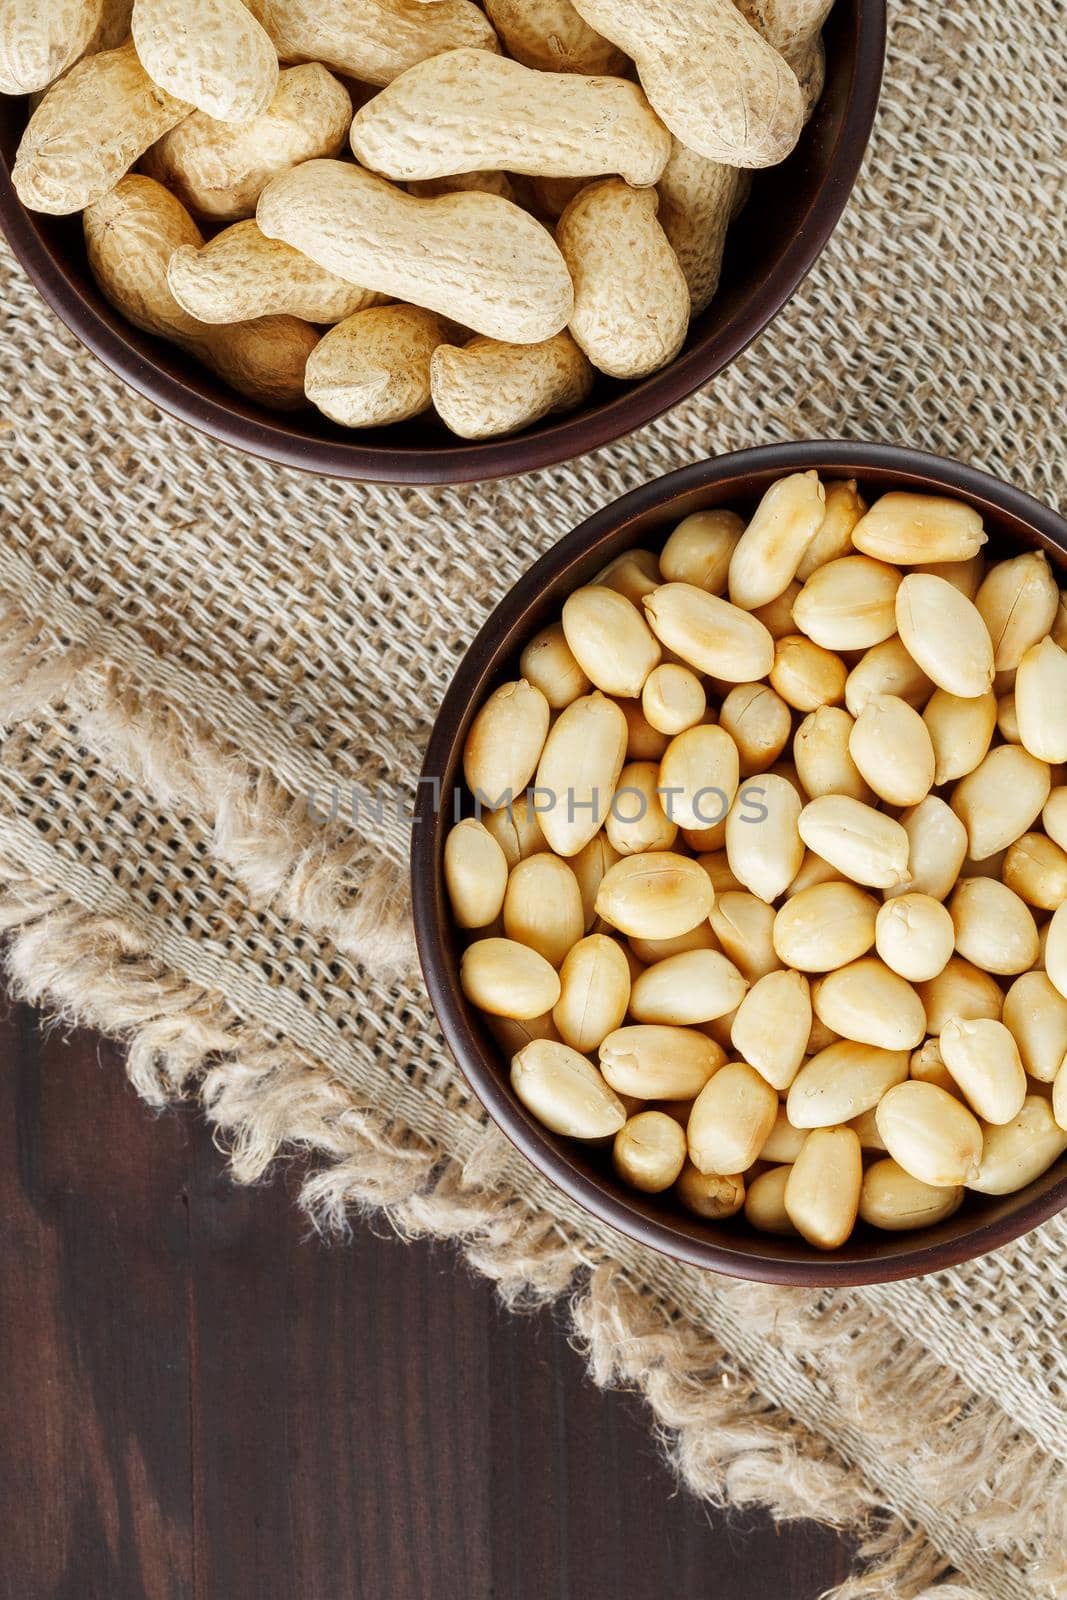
[{"left": 0, "top": 1000, "right": 852, "bottom": 1600}]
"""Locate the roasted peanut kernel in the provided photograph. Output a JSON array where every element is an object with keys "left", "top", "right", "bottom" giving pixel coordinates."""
[
  {"left": 570, "top": 832, "right": 621, "bottom": 929},
  {"left": 949, "top": 876, "right": 1039, "bottom": 976},
  {"left": 750, "top": 580, "right": 801, "bottom": 641},
  {"left": 758, "top": 1107, "right": 808, "bottom": 1164},
  {"left": 641, "top": 662, "right": 707, "bottom": 735},
  {"left": 511, "top": 1039, "right": 626, "bottom": 1139},
  {"left": 773, "top": 881, "right": 878, "bottom": 971},
  {"left": 618, "top": 697, "right": 670, "bottom": 761},
  {"left": 687, "top": 1060, "right": 778, "bottom": 1174},
  {"left": 1003, "top": 832, "right": 1067, "bottom": 910},
  {"left": 728, "top": 471, "right": 826, "bottom": 611},
  {"left": 951, "top": 744, "right": 1051, "bottom": 861},
  {"left": 659, "top": 510, "right": 744, "bottom": 593},
  {"left": 1043, "top": 788, "right": 1067, "bottom": 853},
  {"left": 599, "top": 1024, "right": 723, "bottom": 1100},
  {"left": 792, "top": 554, "right": 900, "bottom": 651},
  {"left": 844, "top": 635, "right": 933, "bottom": 718},
  {"left": 916, "top": 955, "right": 1004, "bottom": 1035},
  {"left": 535, "top": 691, "right": 628, "bottom": 857},
  {"left": 718, "top": 683, "right": 791, "bottom": 776},
  {"left": 940, "top": 1016, "right": 1027, "bottom": 1124},
  {"left": 922, "top": 689, "right": 997, "bottom": 785},
  {"left": 480, "top": 794, "right": 547, "bottom": 870},
  {"left": 552, "top": 934, "right": 631, "bottom": 1053},
  {"left": 596, "top": 851, "right": 714, "bottom": 940},
  {"left": 725, "top": 773, "right": 803, "bottom": 904},
  {"left": 787, "top": 1040, "right": 908, "bottom": 1129},
  {"left": 596, "top": 548, "right": 662, "bottom": 605},
  {"left": 629, "top": 948, "right": 748, "bottom": 1026},
  {"left": 875, "top": 1081, "right": 983, "bottom": 1187},
  {"left": 848, "top": 693, "right": 935, "bottom": 807},
  {"left": 643, "top": 582, "right": 775, "bottom": 681},
  {"left": 730, "top": 968, "right": 811, "bottom": 1090},
  {"left": 744, "top": 1165, "right": 797, "bottom": 1235},
  {"left": 968, "top": 1095, "right": 1067, "bottom": 1194},
  {"left": 797, "top": 795, "right": 910, "bottom": 889},
  {"left": 812, "top": 958, "right": 926, "bottom": 1051},
  {"left": 709, "top": 892, "right": 781, "bottom": 983},
  {"left": 1014, "top": 636, "right": 1067, "bottom": 762},
  {"left": 784, "top": 1127, "right": 863, "bottom": 1249},
  {"left": 613, "top": 1110, "right": 687, "bottom": 1193},
  {"left": 793, "top": 705, "right": 871, "bottom": 802},
  {"left": 605, "top": 761, "right": 678, "bottom": 856},
  {"left": 874, "top": 894, "right": 954, "bottom": 983},
  {"left": 520, "top": 622, "right": 590, "bottom": 709},
  {"left": 911, "top": 551, "right": 985, "bottom": 600},
  {"left": 975, "top": 549, "right": 1059, "bottom": 671},
  {"left": 895, "top": 574, "right": 994, "bottom": 699},
  {"left": 463, "top": 678, "right": 550, "bottom": 805},
  {"left": 658, "top": 723, "right": 740, "bottom": 832},
  {"left": 769, "top": 634, "right": 847, "bottom": 711},
  {"left": 1002, "top": 971, "right": 1067, "bottom": 1082},
  {"left": 785, "top": 851, "right": 843, "bottom": 897},
  {"left": 859, "top": 1160, "right": 963, "bottom": 1231},
  {"left": 851, "top": 492, "right": 987, "bottom": 564},
  {"left": 628, "top": 923, "right": 719, "bottom": 965},
  {"left": 561, "top": 584, "right": 662, "bottom": 699},
  {"left": 444, "top": 817, "right": 509, "bottom": 928},
  {"left": 888, "top": 797, "right": 968, "bottom": 902},
  {"left": 909, "top": 1038, "right": 959, "bottom": 1096},
  {"left": 503, "top": 851, "right": 584, "bottom": 966},
  {"left": 1044, "top": 902, "right": 1067, "bottom": 1002},
  {"left": 461, "top": 937, "right": 562, "bottom": 1019},
  {"left": 795, "top": 478, "right": 866, "bottom": 581},
  {"left": 676, "top": 1163, "right": 745, "bottom": 1220}
]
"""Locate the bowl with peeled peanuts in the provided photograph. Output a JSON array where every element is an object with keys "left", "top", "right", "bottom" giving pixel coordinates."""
[
  {"left": 412, "top": 441, "right": 1067, "bottom": 1284},
  {"left": 0, "top": 0, "right": 883, "bottom": 482}
]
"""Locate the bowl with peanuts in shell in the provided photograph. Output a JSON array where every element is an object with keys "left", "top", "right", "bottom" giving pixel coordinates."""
[
  {"left": 412, "top": 441, "right": 1067, "bottom": 1285},
  {"left": 0, "top": 0, "right": 883, "bottom": 483}
]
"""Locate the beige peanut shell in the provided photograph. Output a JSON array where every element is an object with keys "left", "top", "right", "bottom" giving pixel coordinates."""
[
  {"left": 351, "top": 46, "right": 670, "bottom": 188},
  {"left": 0, "top": 0, "right": 103, "bottom": 95},
  {"left": 89, "top": 0, "right": 135, "bottom": 50},
  {"left": 483, "top": 0, "right": 625, "bottom": 75},
  {"left": 132, "top": 0, "right": 279, "bottom": 123},
  {"left": 257, "top": 158, "right": 574, "bottom": 344},
  {"left": 246, "top": 0, "right": 500, "bottom": 88},
  {"left": 736, "top": 0, "right": 833, "bottom": 66},
  {"left": 83, "top": 175, "right": 318, "bottom": 409},
  {"left": 569, "top": 0, "right": 804, "bottom": 167},
  {"left": 557, "top": 178, "right": 689, "bottom": 378},
  {"left": 304, "top": 304, "right": 450, "bottom": 427},
  {"left": 13, "top": 40, "right": 191, "bottom": 215},
  {"left": 656, "top": 140, "right": 739, "bottom": 314},
  {"left": 355, "top": 45, "right": 668, "bottom": 187},
  {"left": 168, "top": 220, "right": 380, "bottom": 323},
  {"left": 430, "top": 332, "right": 593, "bottom": 439},
  {"left": 142, "top": 62, "right": 352, "bottom": 222}
]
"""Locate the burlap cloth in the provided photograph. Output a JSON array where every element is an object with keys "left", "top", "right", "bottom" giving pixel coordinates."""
[{"left": 1, "top": 3, "right": 1065, "bottom": 1594}]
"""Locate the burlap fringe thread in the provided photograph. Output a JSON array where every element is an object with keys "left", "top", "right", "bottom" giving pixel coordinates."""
[{"left": 9, "top": 601, "right": 1058, "bottom": 1599}]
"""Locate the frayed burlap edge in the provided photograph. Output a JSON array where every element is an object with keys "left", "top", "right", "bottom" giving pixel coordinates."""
[{"left": 0, "top": 601, "right": 415, "bottom": 972}]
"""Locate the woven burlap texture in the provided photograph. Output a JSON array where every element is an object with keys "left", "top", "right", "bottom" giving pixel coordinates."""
[{"left": 1, "top": 2, "right": 1065, "bottom": 1595}]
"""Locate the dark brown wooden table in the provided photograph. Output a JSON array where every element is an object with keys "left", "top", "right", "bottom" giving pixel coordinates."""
[{"left": 0, "top": 1000, "right": 851, "bottom": 1600}]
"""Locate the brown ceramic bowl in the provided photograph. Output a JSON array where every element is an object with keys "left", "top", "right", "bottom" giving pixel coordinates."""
[
  {"left": 412, "top": 441, "right": 1067, "bottom": 1285},
  {"left": 0, "top": 6, "right": 884, "bottom": 485}
]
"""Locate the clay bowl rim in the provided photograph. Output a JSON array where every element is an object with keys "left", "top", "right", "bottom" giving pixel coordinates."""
[
  {"left": 0, "top": 4, "right": 886, "bottom": 486},
  {"left": 411, "top": 439, "right": 1067, "bottom": 1287}
]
